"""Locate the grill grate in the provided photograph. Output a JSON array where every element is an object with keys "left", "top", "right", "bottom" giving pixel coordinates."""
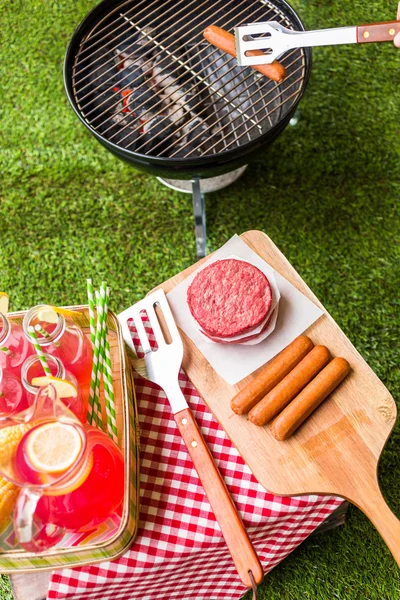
[{"left": 71, "top": 0, "right": 306, "bottom": 158}]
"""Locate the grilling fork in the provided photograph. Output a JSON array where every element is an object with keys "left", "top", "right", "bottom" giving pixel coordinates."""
[
  {"left": 235, "top": 19, "right": 400, "bottom": 66},
  {"left": 119, "top": 289, "right": 263, "bottom": 593}
]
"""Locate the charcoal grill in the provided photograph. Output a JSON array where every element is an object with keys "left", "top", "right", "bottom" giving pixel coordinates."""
[{"left": 64, "top": 0, "right": 311, "bottom": 257}]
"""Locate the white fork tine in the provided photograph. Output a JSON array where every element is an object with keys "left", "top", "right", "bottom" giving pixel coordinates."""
[
  {"left": 133, "top": 313, "right": 152, "bottom": 355},
  {"left": 145, "top": 303, "right": 166, "bottom": 348},
  {"left": 154, "top": 295, "right": 182, "bottom": 347},
  {"left": 119, "top": 289, "right": 179, "bottom": 357}
]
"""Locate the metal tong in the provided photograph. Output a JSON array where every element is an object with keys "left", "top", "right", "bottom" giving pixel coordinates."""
[
  {"left": 119, "top": 289, "right": 263, "bottom": 595},
  {"left": 235, "top": 19, "right": 400, "bottom": 65}
]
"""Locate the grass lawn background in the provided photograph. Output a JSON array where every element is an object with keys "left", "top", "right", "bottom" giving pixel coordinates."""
[{"left": 0, "top": 0, "right": 399, "bottom": 598}]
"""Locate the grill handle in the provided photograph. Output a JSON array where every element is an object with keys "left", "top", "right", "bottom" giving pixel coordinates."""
[{"left": 174, "top": 407, "right": 264, "bottom": 589}]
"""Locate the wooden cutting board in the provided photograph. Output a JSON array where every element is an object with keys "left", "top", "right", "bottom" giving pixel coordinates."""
[{"left": 154, "top": 230, "right": 400, "bottom": 565}]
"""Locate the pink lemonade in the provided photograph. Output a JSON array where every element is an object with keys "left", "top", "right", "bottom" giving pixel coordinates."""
[
  {"left": 14, "top": 422, "right": 86, "bottom": 488},
  {"left": 46, "top": 325, "right": 92, "bottom": 386},
  {"left": 23, "top": 306, "right": 93, "bottom": 394},
  {"left": 16, "top": 425, "right": 124, "bottom": 532},
  {"left": 0, "top": 314, "right": 33, "bottom": 377},
  {"left": 21, "top": 354, "right": 88, "bottom": 424},
  {"left": 0, "top": 367, "right": 28, "bottom": 416}
]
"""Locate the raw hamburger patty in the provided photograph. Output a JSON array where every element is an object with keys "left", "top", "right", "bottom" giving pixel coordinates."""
[
  {"left": 187, "top": 258, "right": 272, "bottom": 337},
  {"left": 200, "top": 309, "right": 275, "bottom": 344}
]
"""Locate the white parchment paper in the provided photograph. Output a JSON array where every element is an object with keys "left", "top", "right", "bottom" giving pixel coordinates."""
[{"left": 167, "top": 234, "right": 323, "bottom": 385}]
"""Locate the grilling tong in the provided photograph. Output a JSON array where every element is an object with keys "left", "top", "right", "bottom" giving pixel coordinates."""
[
  {"left": 235, "top": 19, "right": 400, "bottom": 66},
  {"left": 119, "top": 289, "right": 263, "bottom": 596}
]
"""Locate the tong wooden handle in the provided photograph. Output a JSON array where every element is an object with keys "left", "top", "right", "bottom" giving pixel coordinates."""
[
  {"left": 203, "top": 25, "right": 286, "bottom": 82},
  {"left": 174, "top": 407, "right": 263, "bottom": 588},
  {"left": 357, "top": 20, "right": 400, "bottom": 43}
]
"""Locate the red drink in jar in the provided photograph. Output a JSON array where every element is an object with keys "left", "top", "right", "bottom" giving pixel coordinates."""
[
  {"left": 21, "top": 354, "right": 87, "bottom": 424},
  {"left": 0, "top": 367, "right": 28, "bottom": 417},
  {"left": 0, "top": 314, "right": 33, "bottom": 377},
  {"left": 12, "top": 419, "right": 124, "bottom": 550},
  {"left": 35, "top": 426, "right": 125, "bottom": 531},
  {"left": 23, "top": 306, "right": 92, "bottom": 395}
]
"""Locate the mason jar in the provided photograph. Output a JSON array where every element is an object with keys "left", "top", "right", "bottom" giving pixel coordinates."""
[{"left": 21, "top": 353, "right": 87, "bottom": 424}]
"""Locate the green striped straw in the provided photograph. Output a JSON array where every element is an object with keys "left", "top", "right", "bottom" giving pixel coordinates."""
[
  {"left": 99, "top": 287, "right": 118, "bottom": 443},
  {"left": 34, "top": 324, "right": 51, "bottom": 339},
  {"left": 35, "top": 322, "right": 60, "bottom": 347},
  {"left": 94, "top": 281, "right": 108, "bottom": 427},
  {"left": 94, "top": 286, "right": 108, "bottom": 428},
  {"left": 86, "top": 279, "right": 96, "bottom": 346},
  {"left": 87, "top": 284, "right": 104, "bottom": 427},
  {"left": 86, "top": 278, "right": 102, "bottom": 425},
  {"left": 27, "top": 326, "right": 51, "bottom": 376}
]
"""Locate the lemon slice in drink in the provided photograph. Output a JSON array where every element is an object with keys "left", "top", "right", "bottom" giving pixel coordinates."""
[
  {"left": 31, "top": 376, "right": 78, "bottom": 399},
  {"left": 26, "top": 422, "right": 83, "bottom": 473},
  {"left": 37, "top": 306, "right": 83, "bottom": 324},
  {"left": 52, "top": 306, "right": 83, "bottom": 318},
  {"left": 37, "top": 307, "right": 58, "bottom": 324},
  {"left": 0, "top": 293, "right": 9, "bottom": 315}
]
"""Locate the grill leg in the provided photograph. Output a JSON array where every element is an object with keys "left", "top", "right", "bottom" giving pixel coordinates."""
[{"left": 191, "top": 178, "right": 207, "bottom": 259}]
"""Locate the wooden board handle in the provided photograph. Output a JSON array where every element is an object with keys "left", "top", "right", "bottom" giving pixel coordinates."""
[
  {"left": 174, "top": 407, "right": 263, "bottom": 588},
  {"left": 355, "top": 487, "right": 400, "bottom": 566},
  {"left": 357, "top": 21, "right": 400, "bottom": 43}
]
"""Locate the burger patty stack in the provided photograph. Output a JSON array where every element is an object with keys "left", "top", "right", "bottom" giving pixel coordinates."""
[{"left": 187, "top": 258, "right": 275, "bottom": 344}]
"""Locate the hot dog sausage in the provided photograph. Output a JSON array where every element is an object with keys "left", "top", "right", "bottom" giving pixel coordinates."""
[
  {"left": 203, "top": 25, "right": 287, "bottom": 83},
  {"left": 270, "top": 357, "right": 351, "bottom": 441},
  {"left": 231, "top": 336, "right": 314, "bottom": 415},
  {"left": 248, "top": 345, "right": 331, "bottom": 426}
]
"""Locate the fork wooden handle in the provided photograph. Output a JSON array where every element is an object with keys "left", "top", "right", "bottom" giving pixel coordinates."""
[{"left": 174, "top": 407, "right": 263, "bottom": 588}]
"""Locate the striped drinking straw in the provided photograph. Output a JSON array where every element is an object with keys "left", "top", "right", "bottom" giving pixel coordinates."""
[
  {"left": 87, "top": 281, "right": 103, "bottom": 428},
  {"left": 27, "top": 326, "right": 51, "bottom": 376},
  {"left": 93, "top": 286, "right": 107, "bottom": 428},
  {"left": 34, "top": 324, "right": 51, "bottom": 340},
  {"left": 86, "top": 279, "right": 96, "bottom": 346},
  {"left": 86, "top": 279, "right": 118, "bottom": 439},
  {"left": 98, "top": 286, "right": 118, "bottom": 442}
]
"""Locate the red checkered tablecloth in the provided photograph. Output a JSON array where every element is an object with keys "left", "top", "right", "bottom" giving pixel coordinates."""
[{"left": 48, "top": 323, "right": 343, "bottom": 600}]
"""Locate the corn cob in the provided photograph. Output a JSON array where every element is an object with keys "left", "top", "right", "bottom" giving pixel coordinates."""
[
  {"left": 0, "top": 477, "right": 19, "bottom": 532},
  {"left": 0, "top": 423, "right": 31, "bottom": 532},
  {"left": 0, "top": 423, "right": 31, "bottom": 467}
]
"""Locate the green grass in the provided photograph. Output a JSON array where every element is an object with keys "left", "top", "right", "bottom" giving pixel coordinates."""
[{"left": 1, "top": 0, "right": 400, "bottom": 598}]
